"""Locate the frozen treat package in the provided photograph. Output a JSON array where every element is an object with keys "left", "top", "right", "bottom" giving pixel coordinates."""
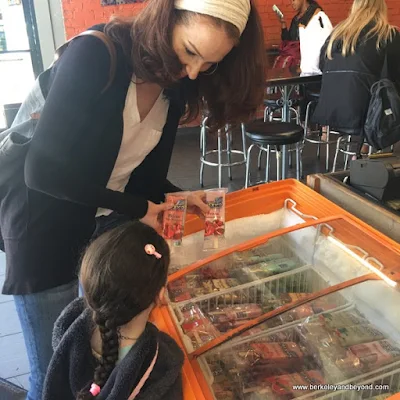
[
  {"left": 319, "top": 310, "right": 368, "bottom": 330},
  {"left": 212, "top": 382, "right": 235, "bottom": 400},
  {"left": 334, "top": 324, "right": 385, "bottom": 347},
  {"left": 162, "top": 192, "right": 188, "bottom": 247},
  {"left": 233, "top": 252, "right": 286, "bottom": 266},
  {"left": 267, "top": 370, "right": 325, "bottom": 397},
  {"left": 234, "top": 342, "right": 304, "bottom": 369},
  {"left": 208, "top": 304, "right": 263, "bottom": 331},
  {"left": 349, "top": 339, "right": 400, "bottom": 371},
  {"left": 179, "top": 304, "right": 220, "bottom": 349},
  {"left": 248, "top": 258, "right": 299, "bottom": 279},
  {"left": 203, "top": 188, "right": 228, "bottom": 251}
]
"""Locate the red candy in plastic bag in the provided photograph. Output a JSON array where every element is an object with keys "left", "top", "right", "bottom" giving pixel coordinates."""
[
  {"left": 162, "top": 192, "right": 188, "bottom": 246},
  {"left": 204, "top": 188, "right": 227, "bottom": 250}
]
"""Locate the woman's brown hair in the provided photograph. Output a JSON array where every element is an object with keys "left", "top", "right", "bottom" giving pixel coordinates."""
[
  {"left": 77, "top": 221, "right": 170, "bottom": 400},
  {"left": 105, "top": 0, "right": 266, "bottom": 130}
]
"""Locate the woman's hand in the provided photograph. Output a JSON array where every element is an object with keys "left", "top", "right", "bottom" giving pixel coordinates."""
[
  {"left": 140, "top": 201, "right": 170, "bottom": 232},
  {"left": 186, "top": 191, "right": 210, "bottom": 219}
]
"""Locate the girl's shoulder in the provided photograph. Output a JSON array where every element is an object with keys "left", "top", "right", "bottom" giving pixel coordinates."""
[{"left": 154, "top": 326, "right": 184, "bottom": 364}]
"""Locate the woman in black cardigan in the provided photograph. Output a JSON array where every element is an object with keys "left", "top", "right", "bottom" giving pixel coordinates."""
[{"left": 0, "top": 0, "right": 266, "bottom": 398}]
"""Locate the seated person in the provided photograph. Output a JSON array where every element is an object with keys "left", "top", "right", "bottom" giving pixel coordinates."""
[
  {"left": 313, "top": 0, "right": 400, "bottom": 139},
  {"left": 277, "top": 0, "right": 333, "bottom": 73},
  {"left": 43, "top": 222, "right": 183, "bottom": 400}
]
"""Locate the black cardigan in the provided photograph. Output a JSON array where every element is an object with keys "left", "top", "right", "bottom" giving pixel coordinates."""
[
  {"left": 313, "top": 27, "right": 400, "bottom": 130},
  {"left": 1, "top": 25, "right": 185, "bottom": 295},
  {"left": 43, "top": 298, "right": 184, "bottom": 400}
]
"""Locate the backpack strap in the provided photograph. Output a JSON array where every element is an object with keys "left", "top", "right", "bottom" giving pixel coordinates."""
[{"left": 52, "top": 30, "right": 117, "bottom": 94}]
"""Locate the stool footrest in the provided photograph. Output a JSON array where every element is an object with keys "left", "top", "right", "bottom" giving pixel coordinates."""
[{"left": 200, "top": 148, "right": 246, "bottom": 168}]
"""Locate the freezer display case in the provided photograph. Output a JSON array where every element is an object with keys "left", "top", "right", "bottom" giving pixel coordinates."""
[
  {"left": 169, "top": 179, "right": 395, "bottom": 276},
  {"left": 151, "top": 184, "right": 400, "bottom": 400}
]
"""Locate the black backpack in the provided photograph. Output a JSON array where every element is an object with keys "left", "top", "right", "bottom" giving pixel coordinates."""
[{"left": 364, "top": 52, "right": 400, "bottom": 150}]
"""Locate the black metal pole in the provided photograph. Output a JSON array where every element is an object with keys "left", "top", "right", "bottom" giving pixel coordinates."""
[{"left": 21, "top": 0, "right": 43, "bottom": 78}]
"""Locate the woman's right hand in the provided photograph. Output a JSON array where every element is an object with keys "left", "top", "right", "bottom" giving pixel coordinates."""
[{"left": 140, "top": 201, "right": 170, "bottom": 232}]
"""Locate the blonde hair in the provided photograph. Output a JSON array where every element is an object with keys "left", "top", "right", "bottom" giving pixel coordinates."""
[{"left": 326, "top": 0, "right": 395, "bottom": 59}]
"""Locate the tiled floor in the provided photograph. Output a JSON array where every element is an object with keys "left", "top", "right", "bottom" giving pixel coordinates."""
[
  {"left": 0, "top": 253, "right": 31, "bottom": 393},
  {"left": 0, "top": 125, "right": 380, "bottom": 392}
]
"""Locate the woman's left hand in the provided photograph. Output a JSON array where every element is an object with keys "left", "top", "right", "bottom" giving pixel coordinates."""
[{"left": 186, "top": 191, "right": 209, "bottom": 219}]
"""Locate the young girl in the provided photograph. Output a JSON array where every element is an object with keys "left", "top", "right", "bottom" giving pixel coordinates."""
[{"left": 43, "top": 221, "right": 183, "bottom": 400}]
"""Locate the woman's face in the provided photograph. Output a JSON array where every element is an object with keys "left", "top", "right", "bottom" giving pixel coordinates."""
[
  {"left": 172, "top": 15, "right": 236, "bottom": 80},
  {"left": 291, "top": 0, "right": 306, "bottom": 12}
]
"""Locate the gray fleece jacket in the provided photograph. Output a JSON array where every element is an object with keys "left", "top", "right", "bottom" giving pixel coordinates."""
[{"left": 43, "top": 298, "right": 184, "bottom": 400}]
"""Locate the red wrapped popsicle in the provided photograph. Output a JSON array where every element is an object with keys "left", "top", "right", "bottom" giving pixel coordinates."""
[
  {"left": 203, "top": 188, "right": 228, "bottom": 250},
  {"left": 162, "top": 192, "right": 188, "bottom": 246}
]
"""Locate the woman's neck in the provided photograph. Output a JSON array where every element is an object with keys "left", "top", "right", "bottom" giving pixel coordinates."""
[{"left": 298, "top": 2, "right": 310, "bottom": 17}]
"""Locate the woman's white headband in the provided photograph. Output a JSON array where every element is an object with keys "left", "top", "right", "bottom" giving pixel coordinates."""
[{"left": 174, "top": 0, "right": 251, "bottom": 35}]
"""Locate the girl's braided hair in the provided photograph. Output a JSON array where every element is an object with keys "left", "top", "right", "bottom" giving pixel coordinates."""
[{"left": 76, "top": 221, "right": 170, "bottom": 399}]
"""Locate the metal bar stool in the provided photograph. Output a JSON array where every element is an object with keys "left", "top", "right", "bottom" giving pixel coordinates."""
[
  {"left": 200, "top": 117, "right": 247, "bottom": 188},
  {"left": 260, "top": 95, "right": 301, "bottom": 171},
  {"left": 303, "top": 92, "right": 340, "bottom": 171},
  {"left": 243, "top": 121, "right": 304, "bottom": 188},
  {"left": 332, "top": 133, "right": 373, "bottom": 172}
]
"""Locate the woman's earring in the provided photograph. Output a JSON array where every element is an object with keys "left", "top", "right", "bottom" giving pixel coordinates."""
[{"left": 202, "top": 63, "right": 219, "bottom": 76}]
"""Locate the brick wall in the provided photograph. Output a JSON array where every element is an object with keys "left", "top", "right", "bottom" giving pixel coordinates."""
[{"left": 62, "top": 0, "right": 400, "bottom": 45}]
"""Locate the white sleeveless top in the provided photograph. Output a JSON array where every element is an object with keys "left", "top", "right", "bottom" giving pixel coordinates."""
[{"left": 96, "top": 78, "right": 170, "bottom": 217}]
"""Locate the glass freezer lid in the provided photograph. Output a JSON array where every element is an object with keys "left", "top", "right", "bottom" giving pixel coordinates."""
[
  {"left": 198, "top": 279, "right": 400, "bottom": 400},
  {"left": 168, "top": 198, "right": 314, "bottom": 275},
  {"left": 166, "top": 217, "right": 400, "bottom": 355}
]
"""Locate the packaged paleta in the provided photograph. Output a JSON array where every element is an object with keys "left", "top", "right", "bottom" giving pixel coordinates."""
[
  {"left": 162, "top": 192, "right": 188, "bottom": 246},
  {"left": 203, "top": 188, "right": 228, "bottom": 251},
  {"left": 349, "top": 339, "right": 400, "bottom": 371},
  {"left": 208, "top": 304, "right": 263, "bottom": 331},
  {"left": 266, "top": 370, "right": 325, "bottom": 397}
]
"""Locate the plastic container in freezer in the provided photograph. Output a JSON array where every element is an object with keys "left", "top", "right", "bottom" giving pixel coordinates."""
[{"left": 149, "top": 182, "right": 400, "bottom": 400}]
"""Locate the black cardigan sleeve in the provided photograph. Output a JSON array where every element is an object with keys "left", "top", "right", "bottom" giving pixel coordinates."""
[
  {"left": 163, "top": 179, "right": 182, "bottom": 194},
  {"left": 24, "top": 35, "right": 149, "bottom": 219},
  {"left": 388, "top": 30, "right": 400, "bottom": 93},
  {"left": 281, "top": 28, "right": 291, "bottom": 41}
]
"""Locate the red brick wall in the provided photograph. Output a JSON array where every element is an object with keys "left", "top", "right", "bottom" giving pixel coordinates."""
[{"left": 62, "top": 0, "right": 400, "bottom": 45}]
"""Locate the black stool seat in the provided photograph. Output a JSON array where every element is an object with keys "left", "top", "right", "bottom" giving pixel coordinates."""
[
  {"left": 307, "top": 91, "right": 320, "bottom": 101},
  {"left": 245, "top": 121, "right": 304, "bottom": 146},
  {"left": 331, "top": 127, "right": 361, "bottom": 136}
]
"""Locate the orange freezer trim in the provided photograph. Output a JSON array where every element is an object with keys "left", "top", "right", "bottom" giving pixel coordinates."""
[
  {"left": 183, "top": 180, "right": 400, "bottom": 252},
  {"left": 150, "top": 307, "right": 206, "bottom": 400}
]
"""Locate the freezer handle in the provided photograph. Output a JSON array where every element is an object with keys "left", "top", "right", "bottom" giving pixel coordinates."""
[
  {"left": 284, "top": 198, "right": 318, "bottom": 220},
  {"left": 347, "top": 245, "right": 369, "bottom": 260},
  {"left": 366, "top": 257, "right": 385, "bottom": 271}
]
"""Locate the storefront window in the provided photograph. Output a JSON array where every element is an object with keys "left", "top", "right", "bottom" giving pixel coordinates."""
[{"left": 0, "top": 0, "right": 35, "bottom": 129}]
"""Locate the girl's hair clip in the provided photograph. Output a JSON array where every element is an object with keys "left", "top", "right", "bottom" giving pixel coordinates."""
[
  {"left": 145, "top": 244, "right": 162, "bottom": 259},
  {"left": 90, "top": 383, "right": 101, "bottom": 396}
]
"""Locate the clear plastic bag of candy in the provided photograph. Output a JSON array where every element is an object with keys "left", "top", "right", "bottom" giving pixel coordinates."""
[
  {"left": 203, "top": 188, "right": 228, "bottom": 251},
  {"left": 162, "top": 192, "right": 189, "bottom": 246}
]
